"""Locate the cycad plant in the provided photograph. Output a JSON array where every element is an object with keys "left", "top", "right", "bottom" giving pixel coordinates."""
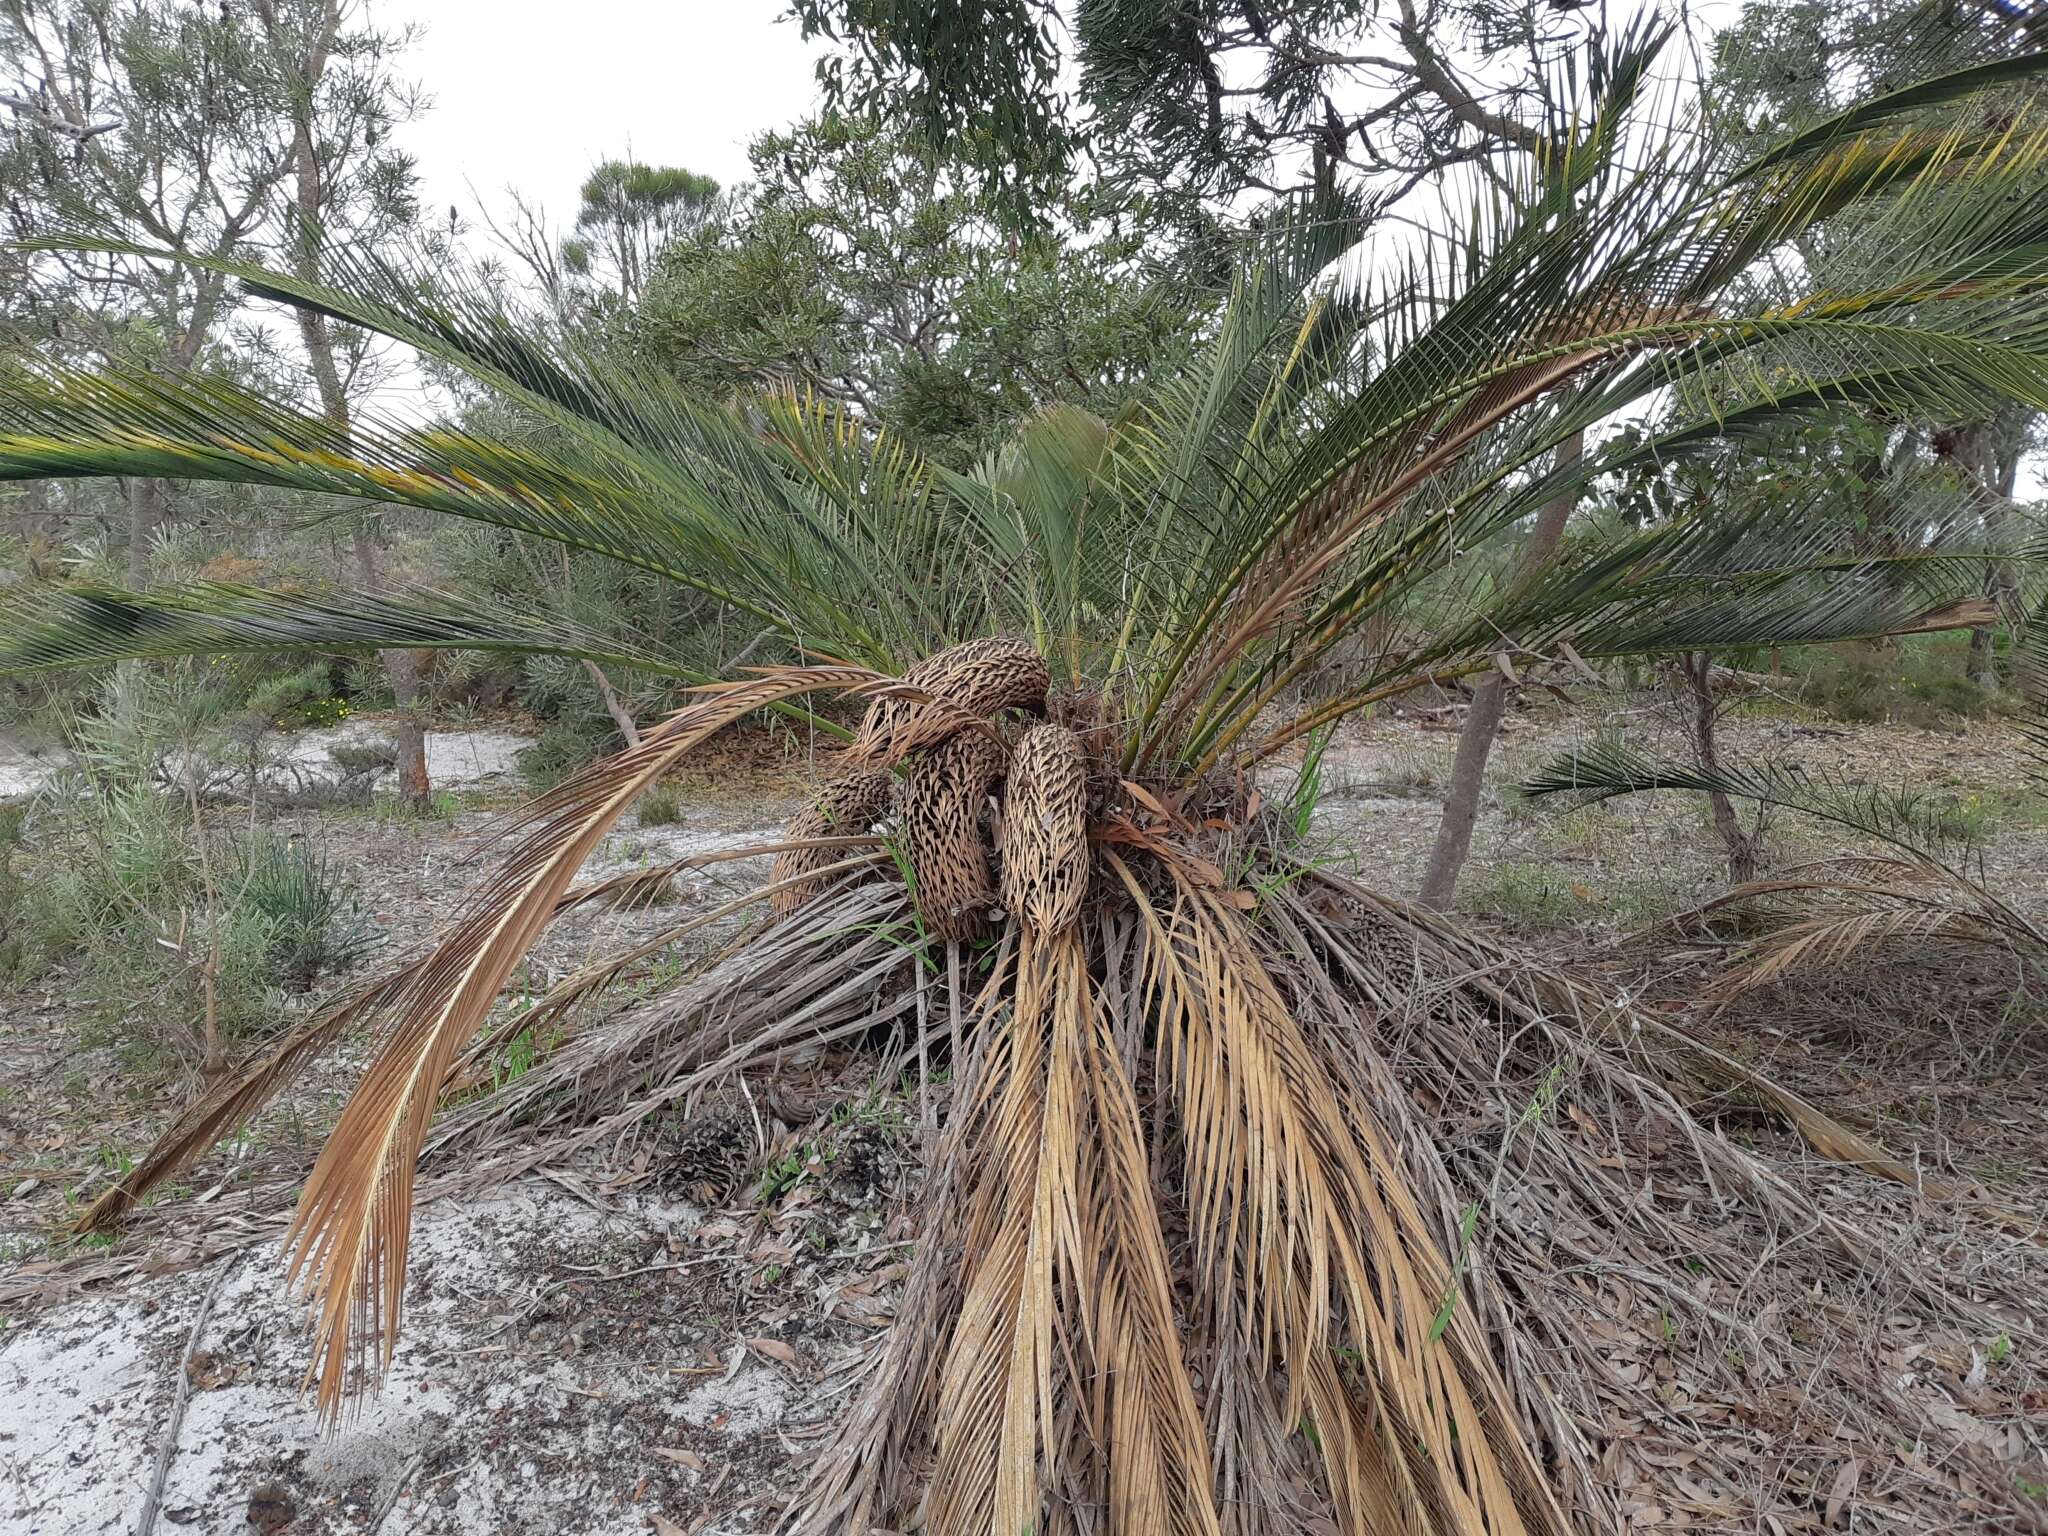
[
  {"left": 8, "top": 27, "right": 2048, "bottom": 1535},
  {"left": 1523, "top": 743, "right": 2048, "bottom": 998}
]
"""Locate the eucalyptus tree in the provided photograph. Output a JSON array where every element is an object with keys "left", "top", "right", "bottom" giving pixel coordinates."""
[
  {"left": 7, "top": 27, "right": 2048, "bottom": 1536},
  {"left": 0, "top": 0, "right": 422, "bottom": 588},
  {"left": 636, "top": 113, "right": 1203, "bottom": 465},
  {"left": 791, "top": 0, "right": 1655, "bottom": 219},
  {"left": 247, "top": 0, "right": 435, "bottom": 804}
]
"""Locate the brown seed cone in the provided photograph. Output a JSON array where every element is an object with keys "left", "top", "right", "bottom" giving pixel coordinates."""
[
  {"left": 768, "top": 771, "right": 894, "bottom": 918},
  {"left": 900, "top": 730, "right": 1008, "bottom": 941},
  {"left": 997, "top": 724, "right": 1090, "bottom": 934},
  {"left": 851, "top": 637, "right": 1049, "bottom": 765}
]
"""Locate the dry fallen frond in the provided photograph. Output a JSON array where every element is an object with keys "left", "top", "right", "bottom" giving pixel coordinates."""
[
  {"left": 1674, "top": 855, "right": 2043, "bottom": 1009},
  {"left": 444, "top": 847, "right": 892, "bottom": 1093},
  {"left": 1275, "top": 867, "right": 2048, "bottom": 1525},
  {"left": 1111, "top": 856, "right": 1568, "bottom": 1536},
  {"left": 1722, "top": 904, "right": 2008, "bottom": 995},
  {"left": 283, "top": 664, "right": 882, "bottom": 1417},
  {"left": 794, "top": 931, "right": 1020, "bottom": 1534}
]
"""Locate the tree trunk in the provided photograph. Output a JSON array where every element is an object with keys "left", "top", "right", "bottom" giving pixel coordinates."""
[
  {"left": 267, "top": 0, "right": 429, "bottom": 811},
  {"left": 384, "top": 646, "right": 432, "bottom": 810},
  {"left": 1970, "top": 435, "right": 2024, "bottom": 690},
  {"left": 1968, "top": 618, "right": 1998, "bottom": 691},
  {"left": 19, "top": 480, "right": 55, "bottom": 577},
  {"left": 125, "top": 475, "right": 161, "bottom": 588},
  {"left": 1939, "top": 420, "right": 2021, "bottom": 691},
  {"left": 352, "top": 525, "right": 432, "bottom": 812},
  {"left": 1680, "top": 651, "right": 1759, "bottom": 884},
  {"left": 1418, "top": 430, "right": 1583, "bottom": 909}
]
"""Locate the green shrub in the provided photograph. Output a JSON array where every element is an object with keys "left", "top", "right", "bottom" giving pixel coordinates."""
[
  {"left": 234, "top": 831, "right": 380, "bottom": 992},
  {"left": 370, "top": 786, "right": 462, "bottom": 820},
  {"left": 1785, "top": 637, "right": 2016, "bottom": 729},
  {"left": 13, "top": 784, "right": 377, "bottom": 1047},
  {"left": 638, "top": 783, "right": 686, "bottom": 826},
  {"left": 1463, "top": 860, "right": 1580, "bottom": 925},
  {"left": 343, "top": 657, "right": 398, "bottom": 711},
  {"left": 321, "top": 738, "right": 399, "bottom": 806},
  {"left": 242, "top": 661, "right": 349, "bottom": 729},
  {"left": 0, "top": 804, "right": 27, "bottom": 976},
  {"left": 95, "top": 782, "right": 194, "bottom": 914},
  {"left": 517, "top": 720, "right": 606, "bottom": 792}
]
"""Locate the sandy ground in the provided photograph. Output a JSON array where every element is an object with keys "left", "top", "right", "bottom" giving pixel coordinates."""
[
  {"left": 0, "top": 721, "right": 536, "bottom": 802},
  {"left": 1, "top": 1181, "right": 846, "bottom": 1536},
  {"left": 0, "top": 735, "right": 57, "bottom": 801}
]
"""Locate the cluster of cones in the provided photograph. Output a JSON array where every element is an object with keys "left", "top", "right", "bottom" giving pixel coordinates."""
[{"left": 770, "top": 637, "right": 1091, "bottom": 942}]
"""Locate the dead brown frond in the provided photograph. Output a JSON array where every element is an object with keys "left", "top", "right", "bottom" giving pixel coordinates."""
[
  {"left": 78, "top": 829, "right": 882, "bottom": 1233},
  {"left": 445, "top": 848, "right": 894, "bottom": 1092},
  {"left": 1727, "top": 904, "right": 2008, "bottom": 993},
  {"left": 928, "top": 933, "right": 1076, "bottom": 1534},
  {"left": 284, "top": 664, "right": 882, "bottom": 1416},
  {"left": 427, "top": 878, "right": 927, "bottom": 1159},
  {"left": 1063, "top": 926, "right": 1220, "bottom": 1536},
  {"left": 924, "top": 926, "right": 1219, "bottom": 1536},
  {"left": 795, "top": 931, "right": 1019, "bottom": 1533},
  {"left": 1674, "top": 853, "right": 2046, "bottom": 1005},
  {"left": 1266, "top": 870, "right": 2047, "bottom": 1528},
  {"left": 1112, "top": 855, "right": 1568, "bottom": 1536}
]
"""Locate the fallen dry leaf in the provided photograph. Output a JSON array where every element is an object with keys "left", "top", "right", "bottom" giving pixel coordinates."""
[
  {"left": 748, "top": 1336, "right": 798, "bottom": 1365},
  {"left": 1825, "top": 1456, "right": 1860, "bottom": 1528}
]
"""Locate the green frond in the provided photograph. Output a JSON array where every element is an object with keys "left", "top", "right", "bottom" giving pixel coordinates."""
[
  {"left": 1519, "top": 742, "right": 1993, "bottom": 865},
  {"left": 0, "top": 583, "right": 689, "bottom": 678},
  {"left": 1732, "top": 48, "right": 2048, "bottom": 177}
]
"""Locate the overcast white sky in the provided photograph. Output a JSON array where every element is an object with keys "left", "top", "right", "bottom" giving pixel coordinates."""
[
  {"left": 381, "top": 1, "right": 1743, "bottom": 232},
  {"left": 386, "top": 1, "right": 825, "bottom": 236}
]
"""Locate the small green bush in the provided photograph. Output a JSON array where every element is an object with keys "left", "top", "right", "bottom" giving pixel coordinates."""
[
  {"left": 13, "top": 785, "right": 377, "bottom": 1047},
  {"left": 517, "top": 721, "right": 606, "bottom": 793},
  {"left": 1463, "top": 860, "right": 1580, "bottom": 925},
  {"left": 0, "top": 804, "right": 27, "bottom": 976},
  {"left": 242, "top": 661, "right": 349, "bottom": 729},
  {"left": 370, "top": 786, "right": 462, "bottom": 820},
  {"left": 1786, "top": 637, "right": 2016, "bottom": 730},
  {"left": 638, "top": 784, "right": 686, "bottom": 826},
  {"left": 234, "top": 831, "right": 380, "bottom": 992},
  {"left": 96, "top": 782, "right": 194, "bottom": 914}
]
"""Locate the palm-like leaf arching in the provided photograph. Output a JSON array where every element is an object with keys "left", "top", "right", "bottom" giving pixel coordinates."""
[{"left": 9, "top": 30, "right": 2048, "bottom": 1536}]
